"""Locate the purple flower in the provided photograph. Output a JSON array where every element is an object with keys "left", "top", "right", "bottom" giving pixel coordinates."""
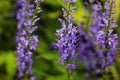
[
  {"left": 55, "top": 0, "right": 118, "bottom": 77},
  {"left": 97, "top": 50, "right": 104, "bottom": 58},
  {"left": 89, "top": 0, "right": 118, "bottom": 73},
  {"left": 64, "top": 0, "right": 76, "bottom": 4},
  {"left": 111, "top": 23, "right": 117, "bottom": 28},
  {"left": 96, "top": 30, "right": 106, "bottom": 47},
  {"left": 55, "top": 0, "right": 77, "bottom": 70},
  {"left": 60, "top": 52, "right": 69, "bottom": 64},
  {"left": 95, "top": 69, "right": 101, "bottom": 74},
  {"left": 35, "top": 0, "right": 40, "bottom": 3},
  {"left": 92, "top": 2, "right": 101, "bottom": 11},
  {"left": 67, "top": 63, "right": 77, "bottom": 70},
  {"left": 105, "top": 2, "right": 110, "bottom": 11},
  {"left": 31, "top": 76, "right": 37, "bottom": 80},
  {"left": 15, "top": 0, "right": 42, "bottom": 79},
  {"left": 29, "top": 35, "right": 38, "bottom": 50},
  {"left": 77, "top": 27, "right": 97, "bottom": 70}
]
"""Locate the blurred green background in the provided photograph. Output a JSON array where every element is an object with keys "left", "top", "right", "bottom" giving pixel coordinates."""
[{"left": 0, "top": 0, "right": 120, "bottom": 80}]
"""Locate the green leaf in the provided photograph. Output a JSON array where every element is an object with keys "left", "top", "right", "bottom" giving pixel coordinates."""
[{"left": 0, "top": 51, "right": 17, "bottom": 80}]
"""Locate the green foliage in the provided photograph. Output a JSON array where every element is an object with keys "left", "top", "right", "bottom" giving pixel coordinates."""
[{"left": 0, "top": 51, "right": 17, "bottom": 80}]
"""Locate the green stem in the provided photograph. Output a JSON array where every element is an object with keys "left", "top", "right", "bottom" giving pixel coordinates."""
[
  {"left": 104, "top": 1, "right": 113, "bottom": 79},
  {"left": 65, "top": 2, "right": 74, "bottom": 80},
  {"left": 106, "top": 3, "right": 112, "bottom": 42},
  {"left": 66, "top": 66, "right": 72, "bottom": 80},
  {"left": 104, "top": 0, "right": 113, "bottom": 60},
  {"left": 66, "top": 3, "right": 71, "bottom": 29},
  {"left": 67, "top": 68, "right": 70, "bottom": 80}
]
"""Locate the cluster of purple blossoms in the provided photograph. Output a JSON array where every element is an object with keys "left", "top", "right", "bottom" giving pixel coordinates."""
[
  {"left": 55, "top": 0, "right": 118, "bottom": 78},
  {"left": 55, "top": 0, "right": 77, "bottom": 70},
  {"left": 77, "top": 22, "right": 97, "bottom": 71},
  {"left": 72, "top": 0, "right": 118, "bottom": 78},
  {"left": 89, "top": 0, "right": 118, "bottom": 73},
  {"left": 16, "top": 0, "right": 42, "bottom": 79}
]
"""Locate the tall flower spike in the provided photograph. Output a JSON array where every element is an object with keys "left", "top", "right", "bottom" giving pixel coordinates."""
[
  {"left": 89, "top": 0, "right": 118, "bottom": 74},
  {"left": 104, "top": 0, "right": 118, "bottom": 67},
  {"left": 55, "top": 0, "right": 77, "bottom": 70},
  {"left": 76, "top": 1, "right": 118, "bottom": 78},
  {"left": 74, "top": 2, "right": 96, "bottom": 76},
  {"left": 16, "top": 0, "right": 42, "bottom": 79},
  {"left": 77, "top": 26, "right": 97, "bottom": 70}
]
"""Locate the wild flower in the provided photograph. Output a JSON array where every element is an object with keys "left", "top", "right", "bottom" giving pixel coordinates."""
[
  {"left": 55, "top": 0, "right": 77, "bottom": 70},
  {"left": 89, "top": 0, "right": 118, "bottom": 74},
  {"left": 16, "top": 0, "right": 42, "bottom": 79},
  {"left": 76, "top": 0, "right": 118, "bottom": 77}
]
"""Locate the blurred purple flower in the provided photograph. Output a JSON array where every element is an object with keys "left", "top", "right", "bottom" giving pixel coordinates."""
[{"left": 90, "top": 0, "right": 118, "bottom": 72}]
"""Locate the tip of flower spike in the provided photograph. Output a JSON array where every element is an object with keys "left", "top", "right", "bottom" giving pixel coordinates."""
[
  {"left": 35, "top": 0, "right": 44, "bottom": 3},
  {"left": 64, "top": 0, "right": 76, "bottom": 4}
]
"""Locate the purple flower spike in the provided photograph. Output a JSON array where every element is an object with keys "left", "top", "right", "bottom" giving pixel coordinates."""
[
  {"left": 55, "top": 0, "right": 77, "bottom": 70},
  {"left": 15, "top": 0, "right": 42, "bottom": 79},
  {"left": 89, "top": 0, "right": 118, "bottom": 74}
]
